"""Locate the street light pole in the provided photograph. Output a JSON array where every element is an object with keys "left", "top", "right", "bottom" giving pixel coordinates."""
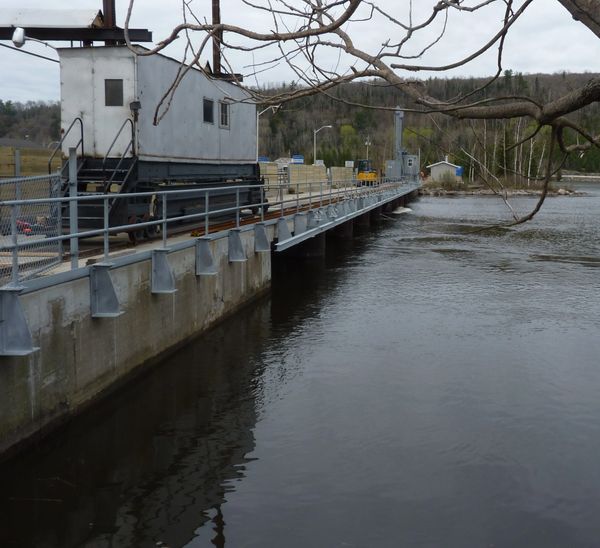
[
  {"left": 12, "top": 27, "right": 57, "bottom": 50},
  {"left": 313, "top": 125, "right": 332, "bottom": 165},
  {"left": 256, "top": 105, "right": 280, "bottom": 162},
  {"left": 8, "top": 27, "right": 59, "bottom": 63}
]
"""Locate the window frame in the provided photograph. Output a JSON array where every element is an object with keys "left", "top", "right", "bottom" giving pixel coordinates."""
[
  {"left": 203, "top": 98, "right": 215, "bottom": 124},
  {"left": 104, "top": 79, "right": 124, "bottom": 107},
  {"left": 219, "top": 101, "right": 230, "bottom": 129}
]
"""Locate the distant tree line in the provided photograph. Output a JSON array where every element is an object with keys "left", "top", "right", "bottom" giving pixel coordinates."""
[
  {"left": 0, "top": 100, "right": 60, "bottom": 146},
  {"left": 258, "top": 71, "right": 600, "bottom": 179}
]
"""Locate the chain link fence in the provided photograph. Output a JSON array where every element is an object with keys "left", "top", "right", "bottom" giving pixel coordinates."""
[{"left": 0, "top": 173, "right": 63, "bottom": 286}]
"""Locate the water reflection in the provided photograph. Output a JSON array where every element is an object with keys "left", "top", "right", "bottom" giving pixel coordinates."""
[
  {"left": 1, "top": 184, "right": 600, "bottom": 547},
  {"left": 0, "top": 303, "right": 274, "bottom": 547}
]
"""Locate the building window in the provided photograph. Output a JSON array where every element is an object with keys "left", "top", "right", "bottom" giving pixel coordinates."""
[
  {"left": 219, "top": 102, "right": 230, "bottom": 128},
  {"left": 203, "top": 98, "right": 214, "bottom": 124},
  {"left": 105, "top": 79, "right": 123, "bottom": 106}
]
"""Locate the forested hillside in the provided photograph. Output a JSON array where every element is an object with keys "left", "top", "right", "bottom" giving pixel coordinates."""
[
  {"left": 258, "top": 71, "right": 600, "bottom": 180},
  {"left": 2, "top": 71, "right": 599, "bottom": 180}
]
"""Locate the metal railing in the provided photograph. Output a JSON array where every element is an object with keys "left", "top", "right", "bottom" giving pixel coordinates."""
[
  {"left": 0, "top": 173, "right": 63, "bottom": 286},
  {"left": 102, "top": 118, "right": 135, "bottom": 190},
  {"left": 48, "top": 117, "right": 84, "bottom": 176},
  {"left": 0, "top": 176, "right": 419, "bottom": 287}
]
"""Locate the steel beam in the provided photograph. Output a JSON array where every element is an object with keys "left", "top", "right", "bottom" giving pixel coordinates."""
[{"left": 0, "top": 27, "right": 152, "bottom": 42}]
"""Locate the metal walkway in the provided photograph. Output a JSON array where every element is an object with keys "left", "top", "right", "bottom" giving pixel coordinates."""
[{"left": 0, "top": 174, "right": 419, "bottom": 355}]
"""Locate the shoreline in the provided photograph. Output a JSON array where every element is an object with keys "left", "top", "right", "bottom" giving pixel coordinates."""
[{"left": 419, "top": 187, "right": 582, "bottom": 198}]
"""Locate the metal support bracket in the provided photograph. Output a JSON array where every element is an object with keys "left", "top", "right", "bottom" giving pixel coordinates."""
[
  {"left": 152, "top": 249, "right": 177, "bottom": 294},
  {"left": 254, "top": 223, "right": 270, "bottom": 253},
  {"left": 326, "top": 205, "right": 338, "bottom": 222},
  {"left": 307, "top": 210, "right": 321, "bottom": 229},
  {"left": 294, "top": 213, "right": 308, "bottom": 235},
  {"left": 90, "top": 263, "right": 123, "bottom": 318},
  {"left": 228, "top": 229, "right": 247, "bottom": 263},
  {"left": 195, "top": 238, "right": 218, "bottom": 276},
  {"left": 277, "top": 217, "right": 293, "bottom": 242},
  {"left": 0, "top": 286, "right": 39, "bottom": 356}
]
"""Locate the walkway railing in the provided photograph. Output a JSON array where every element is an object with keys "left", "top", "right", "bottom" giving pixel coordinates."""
[
  {"left": 47, "top": 117, "right": 83, "bottom": 176},
  {"left": 102, "top": 118, "right": 135, "bottom": 190},
  {"left": 0, "top": 176, "right": 419, "bottom": 287}
]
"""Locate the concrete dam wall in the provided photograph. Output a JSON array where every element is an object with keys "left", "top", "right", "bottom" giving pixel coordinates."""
[{"left": 0, "top": 228, "right": 273, "bottom": 457}]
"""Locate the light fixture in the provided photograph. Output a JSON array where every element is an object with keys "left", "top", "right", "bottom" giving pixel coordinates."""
[{"left": 11, "top": 27, "right": 26, "bottom": 48}]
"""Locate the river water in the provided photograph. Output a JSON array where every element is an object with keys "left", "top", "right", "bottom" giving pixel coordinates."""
[{"left": 1, "top": 183, "right": 600, "bottom": 547}]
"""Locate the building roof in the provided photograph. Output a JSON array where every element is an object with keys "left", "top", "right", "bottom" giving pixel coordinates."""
[
  {"left": 0, "top": 9, "right": 103, "bottom": 29},
  {"left": 426, "top": 160, "right": 461, "bottom": 169}
]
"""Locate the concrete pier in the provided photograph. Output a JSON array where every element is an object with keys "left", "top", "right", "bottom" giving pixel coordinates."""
[
  {"left": 329, "top": 219, "right": 354, "bottom": 240},
  {"left": 370, "top": 206, "right": 383, "bottom": 223},
  {"left": 354, "top": 212, "right": 371, "bottom": 229},
  {"left": 289, "top": 232, "right": 327, "bottom": 258}
]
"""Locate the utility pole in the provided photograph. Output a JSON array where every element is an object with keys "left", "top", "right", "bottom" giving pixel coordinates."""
[
  {"left": 212, "top": 0, "right": 222, "bottom": 75},
  {"left": 102, "top": 0, "right": 116, "bottom": 45},
  {"left": 102, "top": 0, "right": 116, "bottom": 28}
]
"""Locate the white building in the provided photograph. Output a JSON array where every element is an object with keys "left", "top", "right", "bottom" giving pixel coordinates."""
[
  {"left": 426, "top": 158, "right": 463, "bottom": 183},
  {"left": 59, "top": 46, "right": 257, "bottom": 175}
]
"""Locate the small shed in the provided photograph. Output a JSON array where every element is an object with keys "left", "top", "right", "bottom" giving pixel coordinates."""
[{"left": 426, "top": 158, "right": 463, "bottom": 183}]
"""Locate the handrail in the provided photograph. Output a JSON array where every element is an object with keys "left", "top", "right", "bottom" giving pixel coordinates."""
[
  {"left": 47, "top": 117, "right": 84, "bottom": 175},
  {"left": 102, "top": 118, "right": 134, "bottom": 187},
  {"left": 0, "top": 176, "right": 420, "bottom": 286}
]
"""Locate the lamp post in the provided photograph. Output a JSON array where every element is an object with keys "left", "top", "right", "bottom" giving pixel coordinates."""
[
  {"left": 365, "top": 136, "right": 372, "bottom": 161},
  {"left": 256, "top": 105, "right": 280, "bottom": 162},
  {"left": 313, "top": 125, "right": 332, "bottom": 165}
]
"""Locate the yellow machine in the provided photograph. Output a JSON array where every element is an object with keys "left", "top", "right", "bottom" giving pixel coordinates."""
[{"left": 356, "top": 159, "right": 378, "bottom": 184}]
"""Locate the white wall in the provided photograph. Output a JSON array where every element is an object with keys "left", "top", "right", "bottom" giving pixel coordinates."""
[
  {"left": 59, "top": 47, "right": 135, "bottom": 158},
  {"left": 136, "top": 52, "right": 256, "bottom": 164},
  {"left": 59, "top": 47, "right": 256, "bottom": 164},
  {"left": 431, "top": 163, "right": 461, "bottom": 183}
]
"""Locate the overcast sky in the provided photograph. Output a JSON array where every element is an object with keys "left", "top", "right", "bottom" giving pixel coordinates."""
[{"left": 1, "top": 0, "right": 599, "bottom": 103}]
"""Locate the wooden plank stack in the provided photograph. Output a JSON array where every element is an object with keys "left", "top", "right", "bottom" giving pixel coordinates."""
[
  {"left": 288, "top": 164, "right": 328, "bottom": 194},
  {"left": 330, "top": 167, "right": 354, "bottom": 186}
]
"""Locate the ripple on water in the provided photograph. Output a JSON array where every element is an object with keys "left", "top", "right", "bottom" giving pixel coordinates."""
[{"left": 528, "top": 254, "right": 600, "bottom": 267}]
